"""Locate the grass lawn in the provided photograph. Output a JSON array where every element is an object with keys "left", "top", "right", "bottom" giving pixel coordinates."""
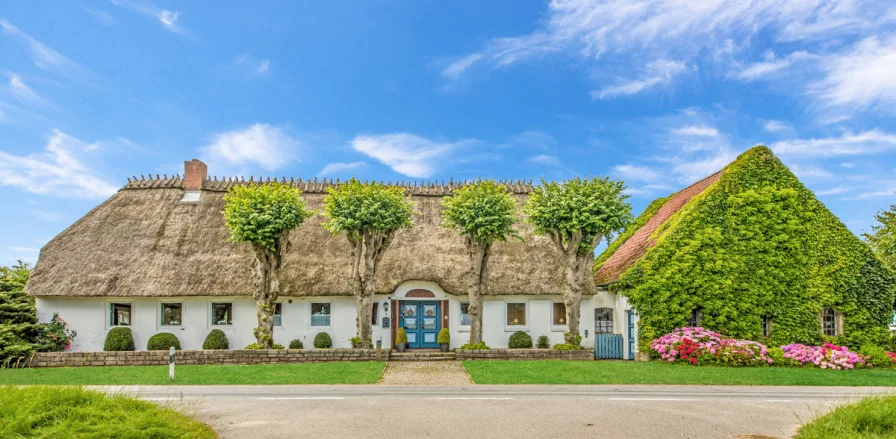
[
  {"left": 0, "top": 362, "right": 386, "bottom": 385},
  {"left": 463, "top": 360, "right": 896, "bottom": 386},
  {"left": 0, "top": 385, "right": 216, "bottom": 438},
  {"left": 795, "top": 394, "right": 896, "bottom": 438}
]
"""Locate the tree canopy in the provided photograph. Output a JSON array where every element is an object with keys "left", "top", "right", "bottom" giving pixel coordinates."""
[
  {"left": 441, "top": 180, "right": 519, "bottom": 245},
  {"left": 223, "top": 182, "right": 312, "bottom": 251},
  {"left": 864, "top": 201, "right": 896, "bottom": 273},
  {"left": 321, "top": 179, "right": 414, "bottom": 237}
]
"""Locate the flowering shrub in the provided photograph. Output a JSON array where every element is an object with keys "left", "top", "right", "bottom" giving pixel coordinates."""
[
  {"left": 651, "top": 327, "right": 772, "bottom": 366},
  {"left": 41, "top": 313, "right": 77, "bottom": 352},
  {"left": 781, "top": 343, "right": 867, "bottom": 370},
  {"left": 888, "top": 351, "right": 896, "bottom": 365}
]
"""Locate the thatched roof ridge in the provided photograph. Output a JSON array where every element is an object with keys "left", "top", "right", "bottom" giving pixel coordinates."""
[{"left": 123, "top": 175, "right": 536, "bottom": 195}]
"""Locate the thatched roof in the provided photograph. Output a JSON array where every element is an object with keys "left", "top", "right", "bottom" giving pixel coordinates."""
[{"left": 27, "top": 176, "right": 580, "bottom": 297}]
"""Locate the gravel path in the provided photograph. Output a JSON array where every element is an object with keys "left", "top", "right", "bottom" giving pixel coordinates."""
[{"left": 379, "top": 361, "right": 473, "bottom": 385}]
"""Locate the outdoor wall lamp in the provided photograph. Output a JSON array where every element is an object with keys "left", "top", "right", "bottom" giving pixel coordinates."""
[
  {"left": 584, "top": 330, "right": 589, "bottom": 338},
  {"left": 383, "top": 301, "right": 390, "bottom": 313}
]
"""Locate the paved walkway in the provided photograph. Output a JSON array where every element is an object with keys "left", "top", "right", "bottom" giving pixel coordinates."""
[{"left": 379, "top": 361, "right": 472, "bottom": 385}]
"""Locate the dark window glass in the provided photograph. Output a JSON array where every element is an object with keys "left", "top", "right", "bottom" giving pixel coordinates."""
[
  {"left": 212, "top": 303, "right": 233, "bottom": 326},
  {"left": 553, "top": 303, "right": 567, "bottom": 325},
  {"left": 823, "top": 308, "right": 837, "bottom": 336},
  {"left": 161, "top": 303, "right": 182, "bottom": 326},
  {"left": 372, "top": 303, "right": 379, "bottom": 325},
  {"left": 111, "top": 303, "right": 132, "bottom": 326},
  {"left": 687, "top": 308, "right": 703, "bottom": 327},
  {"left": 311, "top": 303, "right": 331, "bottom": 326},
  {"left": 460, "top": 302, "right": 471, "bottom": 326},
  {"left": 273, "top": 303, "right": 282, "bottom": 327},
  {"left": 595, "top": 308, "right": 614, "bottom": 334},
  {"left": 762, "top": 316, "right": 772, "bottom": 337},
  {"left": 506, "top": 303, "right": 526, "bottom": 326}
]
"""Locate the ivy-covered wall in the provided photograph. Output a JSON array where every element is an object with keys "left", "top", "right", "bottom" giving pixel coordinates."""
[{"left": 604, "top": 146, "right": 896, "bottom": 349}]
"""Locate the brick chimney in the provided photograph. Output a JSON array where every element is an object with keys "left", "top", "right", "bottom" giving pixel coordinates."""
[{"left": 183, "top": 159, "right": 207, "bottom": 191}]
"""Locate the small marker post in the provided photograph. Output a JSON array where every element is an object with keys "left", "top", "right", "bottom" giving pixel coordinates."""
[{"left": 169, "top": 347, "right": 176, "bottom": 382}]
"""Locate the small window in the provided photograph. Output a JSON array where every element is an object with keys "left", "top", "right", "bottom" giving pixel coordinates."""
[
  {"left": 311, "top": 303, "right": 331, "bottom": 326},
  {"left": 211, "top": 303, "right": 233, "bottom": 326},
  {"left": 552, "top": 303, "right": 567, "bottom": 326},
  {"left": 460, "top": 302, "right": 471, "bottom": 326},
  {"left": 506, "top": 302, "right": 527, "bottom": 326},
  {"left": 762, "top": 316, "right": 772, "bottom": 337},
  {"left": 822, "top": 308, "right": 838, "bottom": 336},
  {"left": 688, "top": 308, "right": 703, "bottom": 327},
  {"left": 110, "top": 303, "right": 132, "bottom": 326},
  {"left": 273, "top": 303, "right": 282, "bottom": 327},
  {"left": 595, "top": 308, "right": 614, "bottom": 334},
  {"left": 160, "top": 303, "right": 183, "bottom": 326},
  {"left": 372, "top": 303, "right": 379, "bottom": 325}
]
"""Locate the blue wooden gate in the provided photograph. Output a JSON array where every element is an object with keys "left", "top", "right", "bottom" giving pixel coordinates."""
[
  {"left": 594, "top": 334, "right": 624, "bottom": 359},
  {"left": 627, "top": 310, "right": 636, "bottom": 360}
]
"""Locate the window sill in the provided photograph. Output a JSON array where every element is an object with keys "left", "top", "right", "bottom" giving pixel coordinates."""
[
  {"left": 550, "top": 325, "right": 568, "bottom": 333},
  {"left": 457, "top": 326, "right": 471, "bottom": 332},
  {"left": 505, "top": 326, "right": 529, "bottom": 332}
]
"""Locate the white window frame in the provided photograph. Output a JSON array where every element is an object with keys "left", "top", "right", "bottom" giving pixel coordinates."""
[
  {"left": 158, "top": 301, "right": 184, "bottom": 328},
  {"left": 107, "top": 301, "right": 134, "bottom": 328},
  {"left": 210, "top": 301, "right": 234, "bottom": 327},
  {"left": 594, "top": 307, "right": 615, "bottom": 334},
  {"left": 310, "top": 302, "right": 332, "bottom": 328},
  {"left": 822, "top": 308, "right": 840, "bottom": 337},
  {"left": 458, "top": 301, "right": 471, "bottom": 332},
  {"left": 504, "top": 301, "right": 529, "bottom": 331},
  {"left": 551, "top": 301, "right": 568, "bottom": 332},
  {"left": 273, "top": 302, "right": 284, "bottom": 330}
]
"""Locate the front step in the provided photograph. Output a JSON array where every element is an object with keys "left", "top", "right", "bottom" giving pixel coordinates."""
[{"left": 389, "top": 351, "right": 457, "bottom": 361}]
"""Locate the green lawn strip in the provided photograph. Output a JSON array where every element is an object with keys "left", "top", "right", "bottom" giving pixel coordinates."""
[
  {"left": 0, "top": 362, "right": 386, "bottom": 385},
  {"left": 0, "top": 385, "right": 216, "bottom": 438},
  {"left": 795, "top": 394, "right": 896, "bottom": 439},
  {"left": 462, "top": 360, "right": 896, "bottom": 386}
]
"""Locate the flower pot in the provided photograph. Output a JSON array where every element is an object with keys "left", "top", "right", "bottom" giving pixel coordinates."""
[
  {"left": 440, "top": 343, "right": 449, "bottom": 352},
  {"left": 396, "top": 343, "right": 406, "bottom": 353}
]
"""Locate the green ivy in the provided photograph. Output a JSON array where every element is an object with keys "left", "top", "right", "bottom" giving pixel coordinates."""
[{"left": 611, "top": 146, "right": 896, "bottom": 350}]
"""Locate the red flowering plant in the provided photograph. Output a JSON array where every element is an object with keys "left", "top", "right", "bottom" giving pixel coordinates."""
[
  {"left": 651, "top": 327, "right": 772, "bottom": 367},
  {"left": 886, "top": 351, "right": 896, "bottom": 365},
  {"left": 40, "top": 313, "right": 77, "bottom": 352}
]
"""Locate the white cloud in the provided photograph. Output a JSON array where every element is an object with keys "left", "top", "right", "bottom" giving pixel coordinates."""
[
  {"left": 528, "top": 154, "right": 560, "bottom": 166},
  {"left": 672, "top": 125, "right": 720, "bottom": 137},
  {"left": 734, "top": 50, "right": 815, "bottom": 81},
  {"left": 83, "top": 7, "right": 116, "bottom": 26},
  {"left": 816, "top": 186, "right": 854, "bottom": 196},
  {"left": 350, "top": 133, "right": 475, "bottom": 178},
  {"left": 763, "top": 120, "right": 792, "bottom": 132},
  {"left": 771, "top": 130, "right": 896, "bottom": 157},
  {"left": 4, "top": 73, "right": 45, "bottom": 106},
  {"left": 811, "top": 34, "right": 896, "bottom": 114},
  {"left": 0, "top": 20, "right": 89, "bottom": 78},
  {"left": 319, "top": 162, "right": 365, "bottom": 176},
  {"left": 613, "top": 164, "right": 660, "bottom": 182},
  {"left": 201, "top": 124, "right": 300, "bottom": 172},
  {"left": 0, "top": 130, "right": 118, "bottom": 198},
  {"left": 442, "top": 53, "right": 483, "bottom": 80},
  {"left": 234, "top": 54, "right": 270, "bottom": 75},
  {"left": 593, "top": 60, "right": 687, "bottom": 99},
  {"left": 111, "top": 0, "right": 192, "bottom": 37},
  {"left": 788, "top": 163, "right": 833, "bottom": 180}
]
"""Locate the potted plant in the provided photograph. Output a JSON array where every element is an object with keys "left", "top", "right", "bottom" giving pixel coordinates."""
[
  {"left": 437, "top": 328, "right": 450, "bottom": 352},
  {"left": 396, "top": 328, "right": 408, "bottom": 352}
]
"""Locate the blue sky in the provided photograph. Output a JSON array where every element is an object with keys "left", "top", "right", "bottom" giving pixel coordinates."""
[{"left": 2, "top": 0, "right": 896, "bottom": 265}]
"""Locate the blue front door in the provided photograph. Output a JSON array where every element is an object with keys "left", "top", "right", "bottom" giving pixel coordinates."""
[
  {"left": 400, "top": 301, "right": 441, "bottom": 348},
  {"left": 627, "top": 310, "right": 636, "bottom": 360}
]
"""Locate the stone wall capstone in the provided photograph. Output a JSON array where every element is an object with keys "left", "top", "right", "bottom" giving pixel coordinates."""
[
  {"left": 25, "top": 349, "right": 389, "bottom": 368},
  {"left": 457, "top": 348, "right": 594, "bottom": 361}
]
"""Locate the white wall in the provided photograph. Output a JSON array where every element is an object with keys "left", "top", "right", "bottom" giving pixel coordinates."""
[{"left": 36, "top": 283, "right": 638, "bottom": 356}]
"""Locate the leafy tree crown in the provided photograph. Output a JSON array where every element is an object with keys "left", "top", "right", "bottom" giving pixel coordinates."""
[
  {"left": 441, "top": 180, "right": 519, "bottom": 246},
  {"left": 863, "top": 202, "right": 896, "bottom": 272},
  {"left": 321, "top": 179, "right": 414, "bottom": 236},
  {"left": 523, "top": 177, "right": 633, "bottom": 252},
  {"left": 223, "top": 182, "right": 312, "bottom": 251}
]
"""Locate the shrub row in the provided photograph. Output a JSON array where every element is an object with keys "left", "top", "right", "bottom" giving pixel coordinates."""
[{"left": 102, "top": 329, "right": 335, "bottom": 351}]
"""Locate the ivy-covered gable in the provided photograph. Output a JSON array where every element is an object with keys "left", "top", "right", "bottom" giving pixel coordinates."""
[{"left": 608, "top": 146, "right": 896, "bottom": 349}]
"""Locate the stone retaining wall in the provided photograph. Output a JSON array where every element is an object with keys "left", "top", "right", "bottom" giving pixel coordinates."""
[
  {"left": 26, "top": 349, "right": 389, "bottom": 368},
  {"left": 457, "top": 348, "right": 594, "bottom": 360}
]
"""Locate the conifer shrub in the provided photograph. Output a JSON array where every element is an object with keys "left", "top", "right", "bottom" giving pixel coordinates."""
[
  {"left": 437, "top": 328, "right": 450, "bottom": 345},
  {"left": 508, "top": 331, "right": 533, "bottom": 348},
  {"left": 146, "top": 333, "right": 181, "bottom": 351},
  {"left": 104, "top": 327, "right": 135, "bottom": 351},
  {"left": 395, "top": 328, "right": 408, "bottom": 345},
  {"left": 314, "top": 332, "right": 332, "bottom": 348},
  {"left": 288, "top": 339, "right": 304, "bottom": 349},
  {"left": 202, "top": 329, "right": 229, "bottom": 350},
  {"left": 536, "top": 335, "right": 550, "bottom": 349}
]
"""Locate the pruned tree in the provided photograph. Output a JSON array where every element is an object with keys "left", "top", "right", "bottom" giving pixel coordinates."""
[
  {"left": 523, "top": 177, "right": 632, "bottom": 345},
  {"left": 322, "top": 179, "right": 414, "bottom": 348},
  {"left": 864, "top": 200, "right": 896, "bottom": 273},
  {"left": 223, "top": 182, "right": 312, "bottom": 348},
  {"left": 442, "top": 180, "right": 519, "bottom": 344}
]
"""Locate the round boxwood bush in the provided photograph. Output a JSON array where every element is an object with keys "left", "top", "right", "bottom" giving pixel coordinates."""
[
  {"left": 289, "top": 339, "right": 304, "bottom": 349},
  {"left": 146, "top": 332, "right": 181, "bottom": 351},
  {"left": 314, "top": 332, "right": 332, "bottom": 348},
  {"left": 202, "top": 329, "right": 229, "bottom": 350},
  {"left": 536, "top": 335, "right": 550, "bottom": 349},
  {"left": 508, "top": 331, "right": 533, "bottom": 348},
  {"left": 104, "top": 327, "right": 135, "bottom": 352}
]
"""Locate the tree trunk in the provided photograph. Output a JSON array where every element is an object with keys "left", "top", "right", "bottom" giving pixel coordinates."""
[
  {"left": 467, "top": 240, "right": 490, "bottom": 345},
  {"left": 352, "top": 230, "right": 395, "bottom": 349},
  {"left": 252, "top": 233, "right": 287, "bottom": 349},
  {"left": 563, "top": 252, "right": 591, "bottom": 344}
]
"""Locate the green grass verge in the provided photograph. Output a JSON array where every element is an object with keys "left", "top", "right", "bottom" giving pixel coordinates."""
[
  {"left": 0, "top": 385, "right": 216, "bottom": 438},
  {"left": 796, "top": 395, "right": 896, "bottom": 438},
  {"left": 462, "top": 360, "right": 896, "bottom": 386},
  {"left": 0, "top": 362, "right": 386, "bottom": 385}
]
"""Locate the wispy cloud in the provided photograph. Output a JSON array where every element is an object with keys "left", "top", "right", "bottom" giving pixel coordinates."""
[
  {"left": 201, "top": 124, "right": 300, "bottom": 172},
  {"left": 319, "top": 162, "right": 365, "bottom": 176},
  {"left": 612, "top": 164, "right": 660, "bottom": 182},
  {"left": 771, "top": 130, "right": 896, "bottom": 157},
  {"left": 593, "top": 60, "right": 687, "bottom": 99},
  {"left": 672, "top": 125, "right": 720, "bottom": 138},
  {"left": 234, "top": 54, "right": 270, "bottom": 76},
  {"left": 0, "top": 130, "right": 118, "bottom": 198},
  {"left": 351, "top": 133, "right": 477, "bottom": 178},
  {"left": 83, "top": 7, "right": 116, "bottom": 26},
  {"left": 763, "top": 120, "right": 793, "bottom": 133},
  {"left": 503, "top": 130, "right": 557, "bottom": 150},
  {"left": 734, "top": 50, "right": 816, "bottom": 81},
  {"left": 111, "top": 0, "right": 192, "bottom": 37},
  {"left": 0, "top": 19, "right": 91, "bottom": 80},
  {"left": 30, "top": 209, "right": 64, "bottom": 222},
  {"left": 528, "top": 154, "right": 560, "bottom": 166},
  {"left": 811, "top": 34, "right": 896, "bottom": 115},
  {"left": 441, "top": 53, "right": 483, "bottom": 80},
  {"left": 3, "top": 73, "right": 47, "bottom": 106}
]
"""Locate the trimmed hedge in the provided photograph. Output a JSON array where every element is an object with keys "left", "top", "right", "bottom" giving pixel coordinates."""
[
  {"left": 508, "top": 331, "right": 533, "bottom": 348},
  {"left": 104, "top": 327, "right": 135, "bottom": 352},
  {"left": 314, "top": 332, "right": 332, "bottom": 348},
  {"left": 437, "top": 328, "right": 450, "bottom": 345},
  {"left": 289, "top": 339, "right": 303, "bottom": 349},
  {"left": 536, "top": 335, "right": 550, "bottom": 349},
  {"left": 609, "top": 146, "right": 896, "bottom": 350},
  {"left": 146, "top": 333, "right": 181, "bottom": 351},
  {"left": 202, "top": 329, "right": 229, "bottom": 350}
]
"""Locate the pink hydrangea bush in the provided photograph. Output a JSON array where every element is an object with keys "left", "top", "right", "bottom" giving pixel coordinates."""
[
  {"left": 888, "top": 351, "right": 896, "bottom": 365},
  {"left": 651, "top": 327, "right": 772, "bottom": 366},
  {"left": 781, "top": 343, "right": 867, "bottom": 370}
]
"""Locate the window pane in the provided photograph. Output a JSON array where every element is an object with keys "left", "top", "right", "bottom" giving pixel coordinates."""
[
  {"left": 161, "top": 303, "right": 182, "bottom": 326},
  {"left": 595, "top": 308, "right": 614, "bottom": 334},
  {"left": 273, "top": 303, "right": 282, "bottom": 327},
  {"left": 311, "top": 303, "right": 330, "bottom": 326},
  {"left": 553, "top": 303, "right": 566, "bottom": 325},
  {"left": 111, "top": 303, "right": 131, "bottom": 326},
  {"left": 404, "top": 317, "right": 417, "bottom": 330},
  {"left": 212, "top": 303, "right": 232, "bottom": 325},
  {"left": 507, "top": 303, "right": 526, "bottom": 326},
  {"left": 823, "top": 309, "right": 836, "bottom": 336},
  {"left": 460, "top": 303, "right": 471, "bottom": 326},
  {"left": 423, "top": 304, "right": 437, "bottom": 317},
  {"left": 401, "top": 304, "right": 416, "bottom": 317}
]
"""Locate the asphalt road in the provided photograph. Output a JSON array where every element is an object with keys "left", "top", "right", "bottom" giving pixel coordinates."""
[{"left": 104, "top": 385, "right": 895, "bottom": 439}]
